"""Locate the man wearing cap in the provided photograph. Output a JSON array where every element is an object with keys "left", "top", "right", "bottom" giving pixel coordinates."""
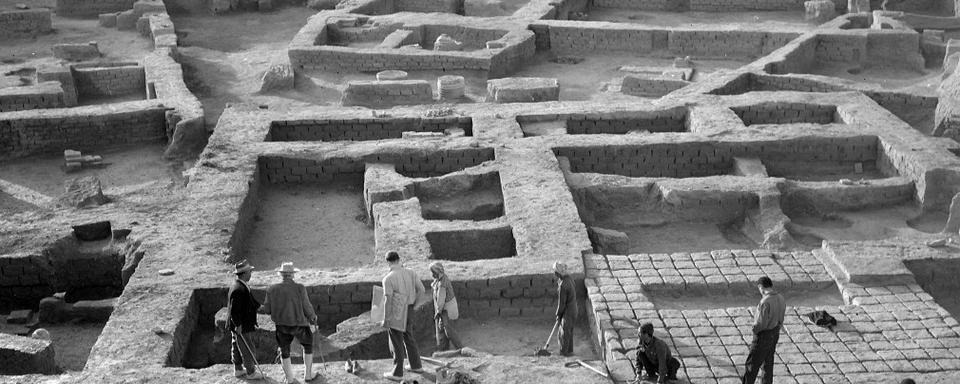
[
  {"left": 380, "top": 251, "right": 425, "bottom": 382},
  {"left": 741, "top": 276, "right": 786, "bottom": 384},
  {"left": 259, "top": 262, "right": 319, "bottom": 383},
  {"left": 228, "top": 260, "right": 263, "bottom": 380},
  {"left": 554, "top": 261, "right": 578, "bottom": 357}
]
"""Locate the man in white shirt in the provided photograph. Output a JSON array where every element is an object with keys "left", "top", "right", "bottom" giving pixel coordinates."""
[{"left": 379, "top": 251, "right": 425, "bottom": 382}]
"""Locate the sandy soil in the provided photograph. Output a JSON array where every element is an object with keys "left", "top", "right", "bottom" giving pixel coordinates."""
[
  {"left": 0, "top": 143, "right": 187, "bottom": 198},
  {"left": 649, "top": 286, "right": 844, "bottom": 310},
  {"left": 788, "top": 204, "right": 947, "bottom": 245},
  {"left": 44, "top": 321, "right": 107, "bottom": 371},
  {"left": 584, "top": 9, "right": 814, "bottom": 31},
  {"left": 601, "top": 221, "right": 757, "bottom": 254},
  {"left": 247, "top": 182, "right": 376, "bottom": 270},
  {"left": 807, "top": 63, "right": 944, "bottom": 92},
  {"left": 170, "top": 7, "right": 330, "bottom": 127},
  {"left": 512, "top": 52, "right": 746, "bottom": 101},
  {"left": 420, "top": 317, "right": 599, "bottom": 359}
]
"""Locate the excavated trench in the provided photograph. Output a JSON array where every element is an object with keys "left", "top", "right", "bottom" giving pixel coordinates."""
[{"left": 905, "top": 259, "right": 960, "bottom": 321}]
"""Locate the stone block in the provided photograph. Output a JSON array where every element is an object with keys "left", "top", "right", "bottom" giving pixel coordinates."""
[
  {"left": 259, "top": 58, "right": 294, "bottom": 93},
  {"left": 51, "top": 42, "right": 101, "bottom": 61},
  {"left": 72, "top": 221, "right": 112, "bottom": 241},
  {"left": 6, "top": 309, "right": 32, "bottom": 324},
  {"left": 587, "top": 227, "right": 631, "bottom": 255},
  {"left": 116, "top": 10, "right": 138, "bottom": 30},
  {"left": 0, "top": 333, "right": 57, "bottom": 374},
  {"left": 732, "top": 157, "right": 768, "bottom": 177},
  {"left": 98, "top": 13, "right": 118, "bottom": 28},
  {"left": 38, "top": 296, "right": 72, "bottom": 323},
  {"left": 805, "top": 0, "right": 837, "bottom": 23},
  {"left": 57, "top": 177, "right": 108, "bottom": 208},
  {"left": 486, "top": 77, "right": 559, "bottom": 103},
  {"left": 847, "top": 0, "right": 869, "bottom": 12},
  {"left": 71, "top": 298, "right": 116, "bottom": 321}
]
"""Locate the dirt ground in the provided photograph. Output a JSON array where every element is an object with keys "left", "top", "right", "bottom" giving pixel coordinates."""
[
  {"left": 584, "top": 9, "right": 814, "bottom": 31},
  {"left": 0, "top": 143, "right": 187, "bottom": 198},
  {"left": 170, "top": 7, "right": 328, "bottom": 127},
  {"left": 247, "top": 182, "right": 377, "bottom": 270},
  {"left": 463, "top": 0, "right": 530, "bottom": 17},
  {"left": 601, "top": 221, "right": 757, "bottom": 254},
  {"left": 420, "top": 317, "right": 599, "bottom": 359},
  {"left": 44, "top": 321, "right": 106, "bottom": 371},
  {"left": 649, "top": 286, "right": 844, "bottom": 310},
  {"left": 807, "top": 63, "right": 944, "bottom": 93},
  {"left": 788, "top": 204, "right": 947, "bottom": 245},
  {"left": 512, "top": 52, "right": 746, "bottom": 101}
]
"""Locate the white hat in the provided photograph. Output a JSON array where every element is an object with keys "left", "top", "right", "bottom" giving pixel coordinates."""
[{"left": 275, "top": 262, "right": 300, "bottom": 274}]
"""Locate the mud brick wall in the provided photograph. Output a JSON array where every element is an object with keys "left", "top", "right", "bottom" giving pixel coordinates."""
[
  {"left": 0, "top": 253, "right": 54, "bottom": 308},
  {"left": 761, "top": 34, "right": 817, "bottom": 74},
  {"left": 289, "top": 47, "right": 493, "bottom": 74},
  {"left": 621, "top": 76, "right": 689, "bottom": 97},
  {"left": 329, "top": 23, "right": 405, "bottom": 44},
  {"left": 0, "top": 334, "right": 57, "bottom": 375},
  {"left": 731, "top": 103, "right": 839, "bottom": 125},
  {"left": 753, "top": 74, "right": 847, "bottom": 92},
  {"left": 73, "top": 65, "right": 146, "bottom": 99},
  {"left": 259, "top": 147, "right": 495, "bottom": 182},
  {"left": 341, "top": 80, "right": 434, "bottom": 108},
  {"left": 565, "top": 108, "right": 688, "bottom": 134},
  {"left": 864, "top": 91, "right": 939, "bottom": 127},
  {"left": 55, "top": 0, "right": 136, "bottom": 17},
  {"left": 0, "top": 10, "right": 51, "bottom": 37},
  {"left": 0, "top": 106, "right": 168, "bottom": 158},
  {"left": 267, "top": 117, "right": 472, "bottom": 141},
  {"left": 814, "top": 33, "right": 866, "bottom": 64},
  {"left": 668, "top": 30, "right": 798, "bottom": 58},
  {"left": 591, "top": 0, "right": 687, "bottom": 11},
  {"left": 396, "top": 0, "right": 461, "bottom": 13},
  {"left": 555, "top": 136, "right": 879, "bottom": 177},
  {"left": 688, "top": 0, "right": 804, "bottom": 10},
  {"left": 422, "top": 25, "right": 506, "bottom": 50},
  {"left": 489, "top": 35, "right": 536, "bottom": 76},
  {"left": 0, "top": 83, "right": 65, "bottom": 112}
]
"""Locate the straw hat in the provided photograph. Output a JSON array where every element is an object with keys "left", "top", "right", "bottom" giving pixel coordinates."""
[{"left": 275, "top": 262, "right": 300, "bottom": 274}]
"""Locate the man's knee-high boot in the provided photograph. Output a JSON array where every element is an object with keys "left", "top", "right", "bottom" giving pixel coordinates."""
[
  {"left": 304, "top": 353, "right": 319, "bottom": 381},
  {"left": 281, "top": 357, "right": 296, "bottom": 384}
]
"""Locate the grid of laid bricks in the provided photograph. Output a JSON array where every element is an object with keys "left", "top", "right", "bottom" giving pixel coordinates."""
[
  {"left": 553, "top": 136, "right": 879, "bottom": 177},
  {"left": 0, "top": 253, "right": 54, "bottom": 308},
  {"left": 586, "top": 250, "right": 960, "bottom": 383},
  {"left": 53, "top": 0, "right": 136, "bottom": 17},
  {"left": 258, "top": 148, "right": 495, "bottom": 183},
  {"left": 0, "top": 9, "right": 51, "bottom": 37},
  {"left": 268, "top": 117, "right": 472, "bottom": 142},
  {"left": 730, "top": 103, "right": 838, "bottom": 126},
  {"left": 0, "top": 107, "right": 167, "bottom": 156},
  {"left": 73, "top": 65, "right": 146, "bottom": 99}
]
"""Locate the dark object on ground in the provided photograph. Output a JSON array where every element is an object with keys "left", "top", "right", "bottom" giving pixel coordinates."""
[
  {"left": 73, "top": 221, "right": 112, "bottom": 241},
  {"left": 806, "top": 310, "right": 837, "bottom": 328},
  {"left": 535, "top": 320, "right": 560, "bottom": 356},
  {"left": 112, "top": 229, "right": 132, "bottom": 240}
]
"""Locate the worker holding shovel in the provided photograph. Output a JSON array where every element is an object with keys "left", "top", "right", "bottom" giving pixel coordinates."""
[{"left": 554, "top": 262, "right": 578, "bottom": 357}]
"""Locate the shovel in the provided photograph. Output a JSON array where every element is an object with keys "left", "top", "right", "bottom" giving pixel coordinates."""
[{"left": 535, "top": 320, "right": 560, "bottom": 356}]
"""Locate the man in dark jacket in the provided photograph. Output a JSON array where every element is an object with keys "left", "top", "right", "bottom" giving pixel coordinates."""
[
  {"left": 554, "top": 262, "right": 578, "bottom": 356},
  {"left": 741, "top": 276, "right": 786, "bottom": 384},
  {"left": 635, "top": 323, "right": 680, "bottom": 383},
  {"left": 228, "top": 260, "right": 262, "bottom": 380}
]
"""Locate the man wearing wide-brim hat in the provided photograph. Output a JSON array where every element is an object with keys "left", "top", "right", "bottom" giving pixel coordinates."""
[
  {"left": 228, "top": 260, "right": 263, "bottom": 380},
  {"left": 259, "top": 262, "right": 320, "bottom": 383}
]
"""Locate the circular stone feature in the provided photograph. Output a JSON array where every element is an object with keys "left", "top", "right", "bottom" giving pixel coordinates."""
[
  {"left": 376, "top": 70, "right": 408, "bottom": 81},
  {"left": 438, "top": 75, "right": 466, "bottom": 100}
]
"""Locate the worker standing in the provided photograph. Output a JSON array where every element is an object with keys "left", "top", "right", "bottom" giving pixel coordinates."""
[
  {"left": 741, "top": 276, "right": 786, "bottom": 384},
  {"left": 380, "top": 251, "right": 426, "bottom": 382},
  {"left": 259, "top": 262, "right": 320, "bottom": 384},
  {"left": 430, "top": 261, "right": 463, "bottom": 351},
  {"left": 554, "top": 262, "right": 578, "bottom": 357}
]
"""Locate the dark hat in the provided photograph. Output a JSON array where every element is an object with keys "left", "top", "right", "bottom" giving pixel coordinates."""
[{"left": 234, "top": 260, "right": 255, "bottom": 274}]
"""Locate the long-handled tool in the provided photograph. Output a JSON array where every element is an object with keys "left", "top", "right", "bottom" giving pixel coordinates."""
[
  {"left": 421, "top": 356, "right": 453, "bottom": 368},
  {"left": 535, "top": 320, "right": 561, "bottom": 357},
  {"left": 234, "top": 329, "right": 269, "bottom": 381},
  {"left": 575, "top": 360, "right": 609, "bottom": 378}
]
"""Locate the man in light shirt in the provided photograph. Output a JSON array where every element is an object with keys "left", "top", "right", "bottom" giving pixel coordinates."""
[
  {"left": 379, "top": 251, "right": 425, "bottom": 382},
  {"left": 741, "top": 276, "right": 786, "bottom": 384}
]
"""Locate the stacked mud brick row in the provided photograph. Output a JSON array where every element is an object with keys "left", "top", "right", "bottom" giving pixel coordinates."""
[
  {"left": 0, "top": 9, "right": 51, "bottom": 37},
  {"left": 0, "top": 83, "right": 66, "bottom": 112},
  {"left": 268, "top": 117, "right": 472, "bottom": 142},
  {"left": 0, "top": 105, "right": 167, "bottom": 157},
  {"left": 329, "top": 22, "right": 406, "bottom": 44},
  {"left": 395, "top": 0, "right": 460, "bottom": 13},
  {"left": 422, "top": 26, "right": 507, "bottom": 49},
  {"left": 306, "top": 283, "right": 379, "bottom": 326},
  {"left": 667, "top": 30, "right": 799, "bottom": 58},
  {"left": 0, "top": 253, "right": 54, "bottom": 308},
  {"left": 259, "top": 148, "right": 495, "bottom": 183},
  {"left": 55, "top": 0, "right": 136, "bottom": 17},
  {"left": 688, "top": 0, "right": 805, "bottom": 11},
  {"left": 341, "top": 80, "right": 434, "bottom": 108},
  {"left": 452, "top": 275, "right": 560, "bottom": 318},
  {"left": 591, "top": 0, "right": 686, "bottom": 11},
  {"left": 540, "top": 22, "right": 662, "bottom": 53},
  {"left": 751, "top": 73, "right": 848, "bottom": 93},
  {"left": 565, "top": 110, "right": 688, "bottom": 134},
  {"left": 757, "top": 35, "right": 818, "bottom": 74},
  {"left": 290, "top": 46, "right": 495, "bottom": 73},
  {"left": 37, "top": 65, "right": 79, "bottom": 106},
  {"left": 730, "top": 103, "right": 839, "bottom": 125},
  {"left": 73, "top": 65, "right": 146, "bottom": 99},
  {"left": 555, "top": 137, "right": 879, "bottom": 177},
  {"left": 621, "top": 75, "right": 691, "bottom": 98}
]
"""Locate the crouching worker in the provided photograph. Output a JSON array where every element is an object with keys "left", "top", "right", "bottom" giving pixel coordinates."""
[
  {"left": 259, "top": 262, "right": 320, "bottom": 384},
  {"left": 615, "top": 323, "right": 680, "bottom": 384}
]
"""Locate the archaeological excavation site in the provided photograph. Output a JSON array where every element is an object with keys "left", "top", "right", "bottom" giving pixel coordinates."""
[{"left": 5, "top": 0, "right": 960, "bottom": 382}]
